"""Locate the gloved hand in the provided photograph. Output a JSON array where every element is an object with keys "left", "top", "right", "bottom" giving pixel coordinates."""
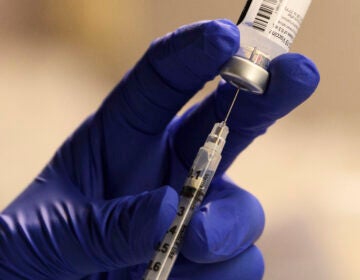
[{"left": 0, "top": 19, "right": 319, "bottom": 280}]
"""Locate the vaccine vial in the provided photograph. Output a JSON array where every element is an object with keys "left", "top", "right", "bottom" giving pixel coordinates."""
[{"left": 221, "top": 0, "right": 312, "bottom": 94}]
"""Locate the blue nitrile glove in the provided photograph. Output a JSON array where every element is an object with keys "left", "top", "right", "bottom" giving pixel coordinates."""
[{"left": 0, "top": 19, "right": 319, "bottom": 280}]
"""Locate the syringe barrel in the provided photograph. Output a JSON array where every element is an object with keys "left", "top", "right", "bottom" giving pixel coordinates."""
[{"left": 143, "top": 123, "right": 229, "bottom": 280}]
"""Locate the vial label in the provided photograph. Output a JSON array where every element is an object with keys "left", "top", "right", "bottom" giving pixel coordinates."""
[{"left": 240, "top": 0, "right": 311, "bottom": 51}]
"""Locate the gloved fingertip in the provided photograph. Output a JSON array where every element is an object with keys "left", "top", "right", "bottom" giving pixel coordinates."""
[
  {"left": 202, "top": 19, "right": 240, "bottom": 59},
  {"left": 148, "top": 19, "right": 240, "bottom": 93},
  {"left": 237, "top": 246, "right": 265, "bottom": 280},
  {"left": 150, "top": 186, "right": 179, "bottom": 233},
  {"left": 116, "top": 186, "right": 178, "bottom": 265},
  {"left": 141, "top": 186, "right": 179, "bottom": 245},
  {"left": 270, "top": 53, "right": 320, "bottom": 97},
  {"left": 181, "top": 181, "right": 265, "bottom": 263}
]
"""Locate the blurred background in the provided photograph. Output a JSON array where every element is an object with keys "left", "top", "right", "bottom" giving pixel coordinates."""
[{"left": 0, "top": 1, "right": 359, "bottom": 279}]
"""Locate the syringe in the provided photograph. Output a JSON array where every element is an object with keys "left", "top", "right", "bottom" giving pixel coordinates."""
[{"left": 143, "top": 88, "right": 240, "bottom": 280}]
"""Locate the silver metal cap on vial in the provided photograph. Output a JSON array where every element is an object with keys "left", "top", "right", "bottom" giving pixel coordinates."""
[{"left": 220, "top": 47, "right": 270, "bottom": 95}]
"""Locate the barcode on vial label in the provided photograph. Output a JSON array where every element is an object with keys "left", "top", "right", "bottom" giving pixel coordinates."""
[{"left": 253, "top": 0, "right": 279, "bottom": 32}]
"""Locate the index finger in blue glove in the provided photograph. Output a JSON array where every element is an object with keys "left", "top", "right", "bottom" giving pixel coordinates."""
[
  {"left": 171, "top": 53, "right": 320, "bottom": 175},
  {"left": 101, "top": 19, "right": 239, "bottom": 134}
]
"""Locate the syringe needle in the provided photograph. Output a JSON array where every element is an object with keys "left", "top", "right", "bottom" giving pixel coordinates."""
[{"left": 223, "top": 88, "right": 240, "bottom": 124}]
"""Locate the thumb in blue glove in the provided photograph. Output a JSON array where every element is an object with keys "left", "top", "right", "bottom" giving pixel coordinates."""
[{"left": 1, "top": 169, "right": 178, "bottom": 279}]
